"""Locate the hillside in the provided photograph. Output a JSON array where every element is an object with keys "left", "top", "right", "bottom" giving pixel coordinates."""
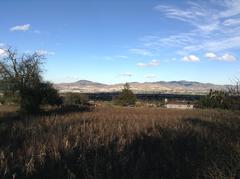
[{"left": 55, "top": 80, "right": 228, "bottom": 94}]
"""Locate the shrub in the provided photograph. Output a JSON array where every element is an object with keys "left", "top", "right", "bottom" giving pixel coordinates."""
[
  {"left": 198, "top": 89, "right": 236, "bottom": 109},
  {"left": 115, "top": 83, "right": 136, "bottom": 106}
]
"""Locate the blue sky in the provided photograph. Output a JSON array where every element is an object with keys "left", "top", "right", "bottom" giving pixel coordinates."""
[{"left": 0, "top": 0, "right": 240, "bottom": 84}]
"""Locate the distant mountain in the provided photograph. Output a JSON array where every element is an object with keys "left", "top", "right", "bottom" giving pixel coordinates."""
[
  {"left": 74, "top": 80, "right": 106, "bottom": 86},
  {"left": 54, "top": 80, "right": 228, "bottom": 94},
  {"left": 57, "top": 80, "right": 105, "bottom": 86}
]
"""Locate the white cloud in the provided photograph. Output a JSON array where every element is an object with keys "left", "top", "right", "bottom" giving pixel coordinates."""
[
  {"left": 136, "top": 62, "right": 147, "bottom": 67},
  {"left": 220, "top": 53, "right": 236, "bottom": 61},
  {"left": 154, "top": 1, "right": 240, "bottom": 32},
  {"left": 154, "top": 2, "right": 220, "bottom": 33},
  {"left": 139, "top": 1, "right": 240, "bottom": 55},
  {"left": 137, "top": 59, "right": 160, "bottom": 67},
  {"left": 129, "top": 48, "right": 152, "bottom": 56},
  {"left": 218, "top": 0, "right": 240, "bottom": 18},
  {"left": 144, "top": 74, "right": 157, "bottom": 78},
  {"left": 149, "top": 59, "right": 160, "bottom": 66},
  {"left": 119, "top": 72, "right": 133, "bottom": 77},
  {"left": 156, "top": 32, "right": 240, "bottom": 53},
  {"left": 223, "top": 18, "right": 240, "bottom": 26},
  {"left": 205, "top": 52, "right": 236, "bottom": 62},
  {"left": 182, "top": 55, "right": 199, "bottom": 62},
  {"left": 205, "top": 52, "right": 217, "bottom": 59},
  {"left": 35, "top": 50, "right": 55, "bottom": 56},
  {"left": 0, "top": 43, "right": 5, "bottom": 47},
  {"left": 202, "top": 36, "right": 240, "bottom": 52},
  {"left": 0, "top": 49, "right": 7, "bottom": 57},
  {"left": 10, "top": 24, "right": 31, "bottom": 32}
]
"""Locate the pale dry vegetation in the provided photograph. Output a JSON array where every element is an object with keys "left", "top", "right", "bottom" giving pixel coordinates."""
[{"left": 0, "top": 106, "right": 239, "bottom": 178}]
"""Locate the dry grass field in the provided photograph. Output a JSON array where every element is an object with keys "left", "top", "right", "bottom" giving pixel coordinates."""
[{"left": 0, "top": 105, "right": 239, "bottom": 179}]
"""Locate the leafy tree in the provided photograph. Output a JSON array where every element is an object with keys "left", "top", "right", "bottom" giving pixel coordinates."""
[
  {"left": 0, "top": 47, "right": 61, "bottom": 113},
  {"left": 115, "top": 83, "right": 136, "bottom": 106}
]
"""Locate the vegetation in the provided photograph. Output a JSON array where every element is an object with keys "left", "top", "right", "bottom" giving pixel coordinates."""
[
  {"left": 115, "top": 83, "right": 136, "bottom": 106},
  {"left": 0, "top": 105, "right": 239, "bottom": 179},
  {"left": 199, "top": 89, "right": 240, "bottom": 110},
  {"left": 0, "top": 48, "right": 62, "bottom": 113},
  {"left": 41, "top": 82, "right": 63, "bottom": 106},
  {"left": 198, "top": 78, "right": 240, "bottom": 110},
  {"left": 63, "top": 93, "right": 89, "bottom": 106},
  {"left": 198, "top": 89, "right": 231, "bottom": 109}
]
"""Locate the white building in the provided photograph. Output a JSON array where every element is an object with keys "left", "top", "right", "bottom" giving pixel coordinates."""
[{"left": 165, "top": 103, "right": 194, "bottom": 109}]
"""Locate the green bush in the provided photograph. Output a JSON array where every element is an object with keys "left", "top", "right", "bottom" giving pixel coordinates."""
[
  {"left": 115, "top": 83, "right": 136, "bottom": 106},
  {"left": 198, "top": 89, "right": 239, "bottom": 110}
]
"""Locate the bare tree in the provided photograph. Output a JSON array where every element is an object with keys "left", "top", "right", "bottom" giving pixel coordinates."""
[
  {"left": 0, "top": 47, "right": 44, "bottom": 112},
  {"left": 0, "top": 47, "right": 43, "bottom": 87},
  {"left": 228, "top": 77, "right": 240, "bottom": 97}
]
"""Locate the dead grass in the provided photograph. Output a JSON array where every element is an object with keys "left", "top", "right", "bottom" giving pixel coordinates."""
[{"left": 0, "top": 106, "right": 239, "bottom": 178}]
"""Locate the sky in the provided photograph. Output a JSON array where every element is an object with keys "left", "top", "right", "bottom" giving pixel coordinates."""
[{"left": 0, "top": 0, "right": 240, "bottom": 85}]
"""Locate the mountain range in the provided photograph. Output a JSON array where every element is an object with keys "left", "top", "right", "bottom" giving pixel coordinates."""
[{"left": 54, "top": 80, "right": 229, "bottom": 94}]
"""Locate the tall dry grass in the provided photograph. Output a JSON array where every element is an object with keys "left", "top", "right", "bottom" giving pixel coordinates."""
[{"left": 0, "top": 106, "right": 239, "bottom": 178}]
